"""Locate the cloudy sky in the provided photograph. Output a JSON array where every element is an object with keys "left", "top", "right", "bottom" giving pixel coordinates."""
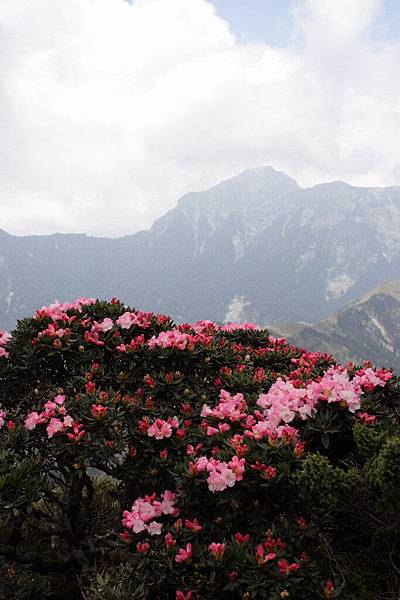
[{"left": 1, "top": 0, "right": 400, "bottom": 237}]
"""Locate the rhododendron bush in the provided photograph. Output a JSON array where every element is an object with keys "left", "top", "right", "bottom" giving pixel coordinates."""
[{"left": 0, "top": 299, "right": 399, "bottom": 600}]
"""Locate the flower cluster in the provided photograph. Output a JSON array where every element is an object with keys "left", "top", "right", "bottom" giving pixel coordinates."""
[
  {"left": 256, "top": 365, "right": 363, "bottom": 435},
  {"left": 122, "top": 491, "right": 178, "bottom": 535},
  {"left": 0, "top": 330, "right": 11, "bottom": 358},
  {"left": 148, "top": 329, "right": 213, "bottom": 350},
  {"left": 353, "top": 366, "right": 393, "bottom": 391},
  {"left": 147, "top": 417, "right": 180, "bottom": 439},
  {"left": 35, "top": 297, "right": 96, "bottom": 322},
  {"left": 24, "top": 394, "right": 78, "bottom": 439},
  {"left": 191, "top": 455, "right": 245, "bottom": 492}
]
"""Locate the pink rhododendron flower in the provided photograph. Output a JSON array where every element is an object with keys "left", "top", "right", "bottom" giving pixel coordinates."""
[
  {"left": 193, "top": 456, "right": 209, "bottom": 472},
  {"left": 201, "top": 389, "right": 248, "bottom": 422},
  {"left": 84, "top": 330, "right": 104, "bottom": 346},
  {"left": 324, "top": 580, "right": 335, "bottom": 598},
  {"left": 206, "top": 460, "right": 237, "bottom": 492},
  {"left": 206, "top": 426, "right": 219, "bottom": 437},
  {"left": 66, "top": 423, "right": 85, "bottom": 443},
  {"left": 208, "top": 542, "right": 226, "bottom": 560},
  {"left": 278, "top": 559, "right": 301, "bottom": 576},
  {"left": 234, "top": 532, "right": 250, "bottom": 545},
  {"left": 122, "top": 491, "right": 177, "bottom": 536},
  {"left": 160, "top": 491, "right": 178, "bottom": 515},
  {"left": 192, "top": 455, "right": 243, "bottom": 492},
  {"left": 148, "top": 329, "right": 190, "bottom": 350},
  {"left": 255, "top": 544, "right": 276, "bottom": 565},
  {"left": 0, "top": 330, "right": 11, "bottom": 346},
  {"left": 91, "top": 404, "right": 108, "bottom": 418},
  {"left": 176, "top": 591, "right": 193, "bottom": 600},
  {"left": 307, "top": 366, "right": 362, "bottom": 412},
  {"left": 191, "top": 319, "right": 217, "bottom": 333},
  {"left": 358, "top": 412, "right": 377, "bottom": 425},
  {"left": 116, "top": 312, "right": 135, "bottom": 329},
  {"left": 184, "top": 518, "right": 202, "bottom": 532},
  {"left": 354, "top": 367, "right": 392, "bottom": 391},
  {"left": 46, "top": 418, "right": 64, "bottom": 438},
  {"left": 98, "top": 318, "right": 114, "bottom": 332},
  {"left": 35, "top": 298, "right": 95, "bottom": 322},
  {"left": 228, "top": 456, "right": 246, "bottom": 481},
  {"left": 63, "top": 415, "right": 74, "bottom": 428},
  {"left": 148, "top": 419, "right": 173, "bottom": 440},
  {"left": 257, "top": 379, "right": 311, "bottom": 430},
  {"left": 42, "top": 401, "right": 58, "bottom": 418},
  {"left": 136, "top": 542, "right": 150, "bottom": 554},
  {"left": 146, "top": 521, "right": 163, "bottom": 536},
  {"left": 255, "top": 365, "right": 363, "bottom": 438},
  {"left": 122, "top": 511, "right": 146, "bottom": 533},
  {"left": 175, "top": 543, "right": 193, "bottom": 563},
  {"left": 0, "top": 409, "right": 6, "bottom": 428},
  {"left": 165, "top": 532, "right": 176, "bottom": 547}
]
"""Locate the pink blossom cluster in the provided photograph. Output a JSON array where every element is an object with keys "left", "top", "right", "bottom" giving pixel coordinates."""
[
  {"left": 122, "top": 491, "right": 178, "bottom": 535},
  {"left": 148, "top": 329, "right": 191, "bottom": 350},
  {"left": 116, "top": 334, "right": 145, "bottom": 353},
  {"left": 190, "top": 320, "right": 219, "bottom": 334},
  {"left": 199, "top": 389, "right": 300, "bottom": 445},
  {"left": 0, "top": 330, "right": 11, "bottom": 358},
  {"left": 0, "top": 409, "right": 6, "bottom": 428},
  {"left": 147, "top": 417, "right": 179, "bottom": 440},
  {"left": 176, "top": 591, "right": 193, "bottom": 600},
  {"left": 201, "top": 389, "right": 248, "bottom": 423},
  {"left": 353, "top": 367, "right": 393, "bottom": 391},
  {"left": 116, "top": 311, "right": 152, "bottom": 330},
  {"left": 288, "top": 350, "right": 330, "bottom": 383},
  {"left": 192, "top": 455, "right": 245, "bottom": 492},
  {"left": 24, "top": 394, "right": 78, "bottom": 439},
  {"left": 148, "top": 327, "right": 214, "bottom": 350},
  {"left": 35, "top": 298, "right": 96, "bottom": 322},
  {"left": 84, "top": 330, "right": 105, "bottom": 346},
  {"left": 255, "top": 366, "right": 363, "bottom": 434},
  {"left": 208, "top": 542, "right": 226, "bottom": 560},
  {"left": 249, "top": 423, "right": 300, "bottom": 444},
  {"left": 175, "top": 542, "right": 193, "bottom": 563},
  {"left": 357, "top": 412, "right": 377, "bottom": 425},
  {"left": 92, "top": 317, "right": 114, "bottom": 333},
  {"left": 38, "top": 322, "right": 71, "bottom": 339},
  {"left": 256, "top": 379, "right": 314, "bottom": 430},
  {"left": 306, "top": 366, "right": 362, "bottom": 412}
]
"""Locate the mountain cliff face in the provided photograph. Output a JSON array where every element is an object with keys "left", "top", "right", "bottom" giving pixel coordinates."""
[
  {"left": 1, "top": 166, "right": 400, "bottom": 331},
  {"left": 273, "top": 281, "right": 400, "bottom": 371}
]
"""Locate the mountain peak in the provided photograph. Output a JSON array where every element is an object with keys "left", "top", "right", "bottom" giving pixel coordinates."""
[
  {"left": 175, "top": 166, "right": 300, "bottom": 214},
  {"left": 216, "top": 165, "right": 300, "bottom": 191}
]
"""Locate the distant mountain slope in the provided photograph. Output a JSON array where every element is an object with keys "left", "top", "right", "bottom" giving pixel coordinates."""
[
  {"left": 272, "top": 281, "right": 400, "bottom": 371},
  {"left": 1, "top": 166, "right": 400, "bottom": 331}
]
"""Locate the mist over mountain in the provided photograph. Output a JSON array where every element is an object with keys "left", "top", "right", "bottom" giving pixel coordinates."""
[{"left": 1, "top": 166, "right": 400, "bottom": 341}]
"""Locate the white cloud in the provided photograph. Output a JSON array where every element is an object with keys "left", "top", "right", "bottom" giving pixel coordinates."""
[{"left": 0, "top": 0, "right": 400, "bottom": 236}]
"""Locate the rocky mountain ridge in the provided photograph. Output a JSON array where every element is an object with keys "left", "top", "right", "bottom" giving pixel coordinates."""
[
  {"left": 1, "top": 166, "right": 400, "bottom": 338},
  {"left": 272, "top": 281, "right": 400, "bottom": 371}
]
